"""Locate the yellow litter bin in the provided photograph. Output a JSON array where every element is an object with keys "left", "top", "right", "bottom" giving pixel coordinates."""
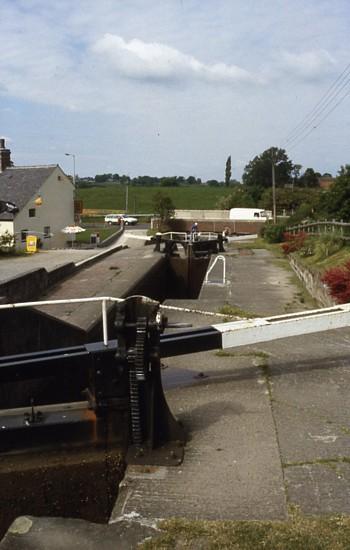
[{"left": 26, "top": 235, "right": 37, "bottom": 253}]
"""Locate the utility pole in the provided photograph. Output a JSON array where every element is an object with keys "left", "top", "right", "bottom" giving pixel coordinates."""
[
  {"left": 125, "top": 184, "right": 129, "bottom": 213},
  {"left": 272, "top": 162, "right": 276, "bottom": 224}
]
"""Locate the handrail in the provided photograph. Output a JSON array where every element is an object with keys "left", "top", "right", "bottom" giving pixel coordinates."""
[
  {"left": 204, "top": 255, "right": 226, "bottom": 285},
  {"left": 161, "top": 232, "right": 188, "bottom": 241},
  {"left": 0, "top": 296, "right": 123, "bottom": 347},
  {"left": 160, "top": 231, "right": 219, "bottom": 242}
]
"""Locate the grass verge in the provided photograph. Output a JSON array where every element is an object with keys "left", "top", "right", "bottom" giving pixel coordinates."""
[
  {"left": 141, "top": 513, "right": 350, "bottom": 549},
  {"left": 218, "top": 304, "right": 257, "bottom": 319},
  {"left": 75, "top": 227, "right": 117, "bottom": 244}
]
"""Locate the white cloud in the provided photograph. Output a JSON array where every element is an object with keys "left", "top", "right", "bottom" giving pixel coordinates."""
[
  {"left": 92, "top": 34, "right": 256, "bottom": 85},
  {"left": 279, "top": 49, "right": 336, "bottom": 81},
  {"left": 1, "top": 0, "right": 350, "bottom": 179}
]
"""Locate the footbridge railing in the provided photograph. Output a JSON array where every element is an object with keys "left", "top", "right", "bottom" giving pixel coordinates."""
[
  {"left": 154, "top": 231, "right": 226, "bottom": 255},
  {"left": 161, "top": 231, "right": 220, "bottom": 242}
]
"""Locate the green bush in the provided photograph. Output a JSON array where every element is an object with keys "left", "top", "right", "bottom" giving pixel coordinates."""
[
  {"left": 298, "top": 236, "right": 316, "bottom": 257},
  {"left": 0, "top": 231, "right": 16, "bottom": 254},
  {"left": 313, "top": 233, "right": 344, "bottom": 261},
  {"left": 262, "top": 223, "right": 286, "bottom": 243}
]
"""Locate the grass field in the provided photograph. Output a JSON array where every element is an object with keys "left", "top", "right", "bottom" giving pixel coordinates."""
[
  {"left": 77, "top": 185, "right": 231, "bottom": 213},
  {"left": 75, "top": 227, "right": 117, "bottom": 243}
]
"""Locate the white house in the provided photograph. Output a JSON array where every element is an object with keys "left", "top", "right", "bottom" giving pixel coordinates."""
[{"left": 0, "top": 139, "right": 75, "bottom": 249}]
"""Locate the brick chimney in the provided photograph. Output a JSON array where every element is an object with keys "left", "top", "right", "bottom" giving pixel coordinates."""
[{"left": 0, "top": 139, "right": 12, "bottom": 173}]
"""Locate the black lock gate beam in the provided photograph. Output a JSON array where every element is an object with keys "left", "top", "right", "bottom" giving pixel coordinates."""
[{"left": 2, "top": 298, "right": 350, "bottom": 464}]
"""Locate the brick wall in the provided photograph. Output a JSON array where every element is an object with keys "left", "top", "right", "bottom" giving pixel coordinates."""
[{"left": 168, "top": 218, "right": 265, "bottom": 235}]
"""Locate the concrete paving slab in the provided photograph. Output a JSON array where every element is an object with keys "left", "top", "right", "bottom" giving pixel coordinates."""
[
  {"left": 212, "top": 248, "right": 305, "bottom": 316},
  {"left": 284, "top": 463, "right": 350, "bottom": 515},
  {"left": 34, "top": 238, "right": 164, "bottom": 333},
  {"left": 0, "top": 228, "right": 143, "bottom": 284},
  {"left": 0, "top": 249, "right": 98, "bottom": 283},
  {"left": 112, "top": 369, "right": 286, "bottom": 521},
  {"left": 112, "top": 298, "right": 287, "bottom": 522},
  {"left": 250, "top": 330, "right": 350, "bottom": 514}
]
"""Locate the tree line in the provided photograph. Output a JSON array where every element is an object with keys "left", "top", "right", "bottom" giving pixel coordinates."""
[
  {"left": 78, "top": 145, "right": 350, "bottom": 223},
  {"left": 77, "top": 147, "right": 330, "bottom": 191},
  {"left": 78, "top": 174, "right": 232, "bottom": 187}
]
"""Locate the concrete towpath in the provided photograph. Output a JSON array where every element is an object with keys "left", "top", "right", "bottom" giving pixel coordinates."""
[
  {"left": 112, "top": 241, "right": 350, "bottom": 528},
  {"left": 0, "top": 228, "right": 146, "bottom": 284}
]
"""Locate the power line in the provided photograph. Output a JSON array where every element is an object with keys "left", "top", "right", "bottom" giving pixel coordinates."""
[
  {"left": 283, "top": 61, "right": 350, "bottom": 149},
  {"left": 286, "top": 74, "right": 350, "bottom": 148},
  {"left": 284, "top": 62, "right": 350, "bottom": 144},
  {"left": 285, "top": 62, "right": 350, "bottom": 143},
  {"left": 288, "top": 85, "right": 350, "bottom": 151}
]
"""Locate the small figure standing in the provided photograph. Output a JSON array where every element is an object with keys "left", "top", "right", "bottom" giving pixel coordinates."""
[
  {"left": 222, "top": 227, "right": 230, "bottom": 238},
  {"left": 191, "top": 222, "right": 198, "bottom": 241}
]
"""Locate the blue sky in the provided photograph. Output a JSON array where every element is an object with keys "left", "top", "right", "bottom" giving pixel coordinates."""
[{"left": 1, "top": 0, "right": 350, "bottom": 180}]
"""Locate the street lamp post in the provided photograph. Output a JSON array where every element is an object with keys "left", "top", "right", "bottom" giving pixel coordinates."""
[
  {"left": 65, "top": 152, "right": 78, "bottom": 223},
  {"left": 65, "top": 152, "right": 76, "bottom": 189},
  {"left": 271, "top": 155, "right": 283, "bottom": 224}
]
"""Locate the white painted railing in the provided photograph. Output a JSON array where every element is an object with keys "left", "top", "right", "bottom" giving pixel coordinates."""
[
  {"left": 160, "top": 231, "right": 218, "bottom": 242},
  {"left": 204, "top": 255, "right": 226, "bottom": 285},
  {"left": 0, "top": 297, "right": 123, "bottom": 347},
  {"left": 160, "top": 232, "right": 188, "bottom": 241}
]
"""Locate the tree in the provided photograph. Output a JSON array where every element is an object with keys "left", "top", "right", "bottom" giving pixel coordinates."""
[
  {"left": 298, "top": 168, "right": 319, "bottom": 188},
  {"left": 259, "top": 187, "right": 320, "bottom": 215},
  {"left": 152, "top": 191, "right": 175, "bottom": 223},
  {"left": 160, "top": 177, "right": 179, "bottom": 187},
  {"left": 242, "top": 147, "right": 296, "bottom": 193},
  {"left": 207, "top": 179, "right": 221, "bottom": 187},
  {"left": 319, "top": 165, "right": 350, "bottom": 221},
  {"left": 225, "top": 156, "right": 231, "bottom": 187},
  {"left": 216, "top": 186, "right": 255, "bottom": 209},
  {"left": 95, "top": 174, "right": 108, "bottom": 183}
]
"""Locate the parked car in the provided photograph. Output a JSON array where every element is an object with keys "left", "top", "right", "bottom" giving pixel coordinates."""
[{"left": 104, "top": 214, "right": 138, "bottom": 225}]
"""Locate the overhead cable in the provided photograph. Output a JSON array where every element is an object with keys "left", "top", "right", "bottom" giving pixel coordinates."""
[{"left": 283, "top": 61, "right": 350, "bottom": 149}]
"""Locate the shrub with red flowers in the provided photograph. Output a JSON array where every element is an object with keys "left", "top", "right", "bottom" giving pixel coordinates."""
[
  {"left": 321, "top": 260, "right": 350, "bottom": 303},
  {"left": 281, "top": 232, "right": 307, "bottom": 255}
]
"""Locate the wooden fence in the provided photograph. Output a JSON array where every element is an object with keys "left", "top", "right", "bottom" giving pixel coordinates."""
[{"left": 287, "top": 220, "right": 350, "bottom": 240}]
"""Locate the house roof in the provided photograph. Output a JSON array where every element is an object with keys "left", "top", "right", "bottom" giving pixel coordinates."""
[{"left": 0, "top": 165, "right": 58, "bottom": 220}]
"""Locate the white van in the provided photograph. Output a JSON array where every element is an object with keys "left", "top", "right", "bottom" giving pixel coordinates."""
[{"left": 229, "top": 208, "right": 271, "bottom": 221}]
